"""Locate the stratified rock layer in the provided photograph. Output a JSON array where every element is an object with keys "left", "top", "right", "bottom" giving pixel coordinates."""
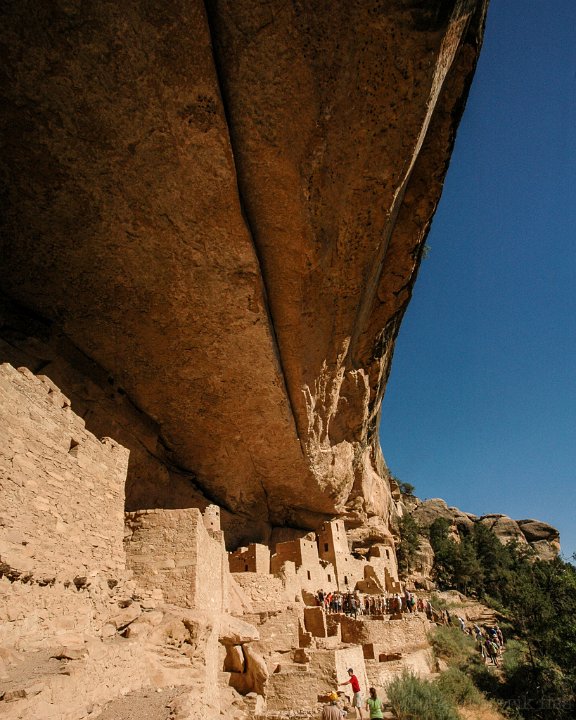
[{"left": 0, "top": 0, "right": 488, "bottom": 542}]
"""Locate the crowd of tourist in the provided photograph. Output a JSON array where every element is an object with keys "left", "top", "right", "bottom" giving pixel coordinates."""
[
  {"left": 469, "top": 621, "right": 505, "bottom": 665},
  {"left": 316, "top": 599, "right": 506, "bottom": 719},
  {"left": 445, "top": 609, "right": 506, "bottom": 665},
  {"left": 314, "top": 588, "right": 442, "bottom": 619},
  {"left": 314, "top": 587, "right": 506, "bottom": 670}
]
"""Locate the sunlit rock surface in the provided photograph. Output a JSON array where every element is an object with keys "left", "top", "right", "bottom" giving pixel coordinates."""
[{"left": 0, "top": 0, "right": 488, "bottom": 543}]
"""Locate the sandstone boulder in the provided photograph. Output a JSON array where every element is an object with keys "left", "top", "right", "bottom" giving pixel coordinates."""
[
  {"left": 411, "top": 499, "right": 455, "bottom": 527},
  {"left": 517, "top": 519, "right": 560, "bottom": 544},
  {"left": 479, "top": 515, "right": 528, "bottom": 546},
  {"left": 219, "top": 616, "right": 260, "bottom": 646}
]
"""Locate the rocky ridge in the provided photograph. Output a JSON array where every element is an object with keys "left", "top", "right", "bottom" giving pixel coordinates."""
[{"left": 401, "top": 496, "right": 561, "bottom": 589}]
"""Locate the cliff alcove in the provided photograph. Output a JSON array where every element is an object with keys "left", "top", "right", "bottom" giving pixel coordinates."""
[{"left": 0, "top": 0, "right": 488, "bottom": 547}]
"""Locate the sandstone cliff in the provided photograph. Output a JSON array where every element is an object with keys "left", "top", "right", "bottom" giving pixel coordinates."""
[{"left": 0, "top": 0, "right": 488, "bottom": 545}]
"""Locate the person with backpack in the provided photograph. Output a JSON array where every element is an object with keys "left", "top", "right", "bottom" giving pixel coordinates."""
[{"left": 365, "top": 687, "right": 384, "bottom": 719}]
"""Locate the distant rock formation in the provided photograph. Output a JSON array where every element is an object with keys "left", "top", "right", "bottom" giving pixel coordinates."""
[
  {"left": 0, "top": 0, "right": 488, "bottom": 545},
  {"left": 403, "top": 497, "right": 561, "bottom": 587}
]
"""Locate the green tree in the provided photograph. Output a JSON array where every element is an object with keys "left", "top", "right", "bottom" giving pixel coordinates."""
[
  {"left": 452, "top": 537, "right": 483, "bottom": 596},
  {"left": 396, "top": 513, "right": 421, "bottom": 576},
  {"left": 398, "top": 481, "right": 415, "bottom": 496},
  {"left": 429, "top": 518, "right": 459, "bottom": 589}
]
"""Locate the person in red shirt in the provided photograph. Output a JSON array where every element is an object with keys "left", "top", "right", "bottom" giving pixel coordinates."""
[{"left": 338, "top": 668, "right": 364, "bottom": 719}]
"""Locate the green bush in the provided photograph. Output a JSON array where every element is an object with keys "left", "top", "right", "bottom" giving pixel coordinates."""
[
  {"left": 387, "top": 671, "right": 460, "bottom": 720},
  {"left": 501, "top": 639, "right": 528, "bottom": 674},
  {"left": 435, "top": 667, "right": 483, "bottom": 706},
  {"left": 430, "top": 626, "right": 475, "bottom": 666},
  {"left": 430, "top": 592, "right": 450, "bottom": 610}
]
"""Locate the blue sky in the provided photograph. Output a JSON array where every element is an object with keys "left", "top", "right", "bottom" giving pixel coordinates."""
[{"left": 379, "top": 0, "right": 576, "bottom": 560}]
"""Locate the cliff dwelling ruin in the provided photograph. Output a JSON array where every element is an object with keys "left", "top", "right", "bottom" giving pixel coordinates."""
[{"left": 0, "top": 1, "right": 499, "bottom": 718}]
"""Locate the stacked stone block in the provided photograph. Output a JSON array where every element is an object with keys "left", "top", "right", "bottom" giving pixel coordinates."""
[
  {"left": 125, "top": 507, "right": 226, "bottom": 614},
  {"left": 229, "top": 542, "right": 270, "bottom": 573},
  {"left": 0, "top": 364, "right": 128, "bottom": 580}
]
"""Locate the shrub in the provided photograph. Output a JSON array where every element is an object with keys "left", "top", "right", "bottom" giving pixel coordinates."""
[
  {"left": 398, "top": 481, "right": 415, "bottom": 496},
  {"left": 430, "top": 592, "right": 451, "bottom": 610},
  {"left": 430, "top": 626, "right": 475, "bottom": 666},
  {"left": 501, "top": 639, "right": 528, "bottom": 675},
  {"left": 435, "top": 667, "right": 483, "bottom": 706},
  {"left": 387, "top": 671, "right": 460, "bottom": 720}
]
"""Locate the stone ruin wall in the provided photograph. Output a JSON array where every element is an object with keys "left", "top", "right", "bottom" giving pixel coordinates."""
[
  {"left": 0, "top": 364, "right": 132, "bottom": 654},
  {"left": 228, "top": 543, "right": 271, "bottom": 574},
  {"left": 0, "top": 365, "right": 260, "bottom": 718},
  {"left": 266, "top": 645, "right": 368, "bottom": 713},
  {"left": 125, "top": 508, "right": 229, "bottom": 615},
  {"left": 370, "top": 544, "right": 400, "bottom": 586},
  {"left": 0, "top": 363, "right": 127, "bottom": 581},
  {"left": 317, "top": 519, "right": 359, "bottom": 589},
  {"left": 0, "top": 364, "right": 442, "bottom": 718},
  {"left": 231, "top": 573, "right": 292, "bottom": 613},
  {"left": 338, "top": 614, "right": 431, "bottom": 653}
]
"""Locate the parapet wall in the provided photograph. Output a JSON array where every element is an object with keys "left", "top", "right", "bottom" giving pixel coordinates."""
[
  {"left": 339, "top": 614, "right": 431, "bottom": 653},
  {"left": 0, "top": 363, "right": 128, "bottom": 579}
]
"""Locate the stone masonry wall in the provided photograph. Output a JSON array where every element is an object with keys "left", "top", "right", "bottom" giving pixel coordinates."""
[
  {"left": 0, "top": 576, "right": 95, "bottom": 650},
  {"left": 231, "top": 572, "right": 290, "bottom": 612},
  {"left": 370, "top": 543, "right": 400, "bottom": 586},
  {"left": 339, "top": 614, "right": 431, "bottom": 653},
  {"left": 229, "top": 543, "right": 270, "bottom": 574},
  {"left": 0, "top": 363, "right": 128, "bottom": 579},
  {"left": 125, "top": 508, "right": 227, "bottom": 614},
  {"left": 271, "top": 536, "right": 337, "bottom": 594}
]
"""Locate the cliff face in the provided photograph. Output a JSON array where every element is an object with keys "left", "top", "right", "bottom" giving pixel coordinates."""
[{"left": 0, "top": 0, "right": 488, "bottom": 545}]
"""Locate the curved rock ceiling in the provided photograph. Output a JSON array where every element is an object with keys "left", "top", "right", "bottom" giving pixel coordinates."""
[{"left": 0, "top": 0, "right": 488, "bottom": 546}]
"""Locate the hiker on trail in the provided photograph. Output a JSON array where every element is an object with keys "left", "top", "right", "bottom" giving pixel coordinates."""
[
  {"left": 322, "top": 692, "right": 346, "bottom": 719},
  {"left": 339, "top": 668, "right": 364, "bottom": 719},
  {"left": 476, "top": 634, "right": 487, "bottom": 663},
  {"left": 365, "top": 687, "right": 384, "bottom": 719},
  {"left": 486, "top": 638, "right": 500, "bottom": 666}
]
